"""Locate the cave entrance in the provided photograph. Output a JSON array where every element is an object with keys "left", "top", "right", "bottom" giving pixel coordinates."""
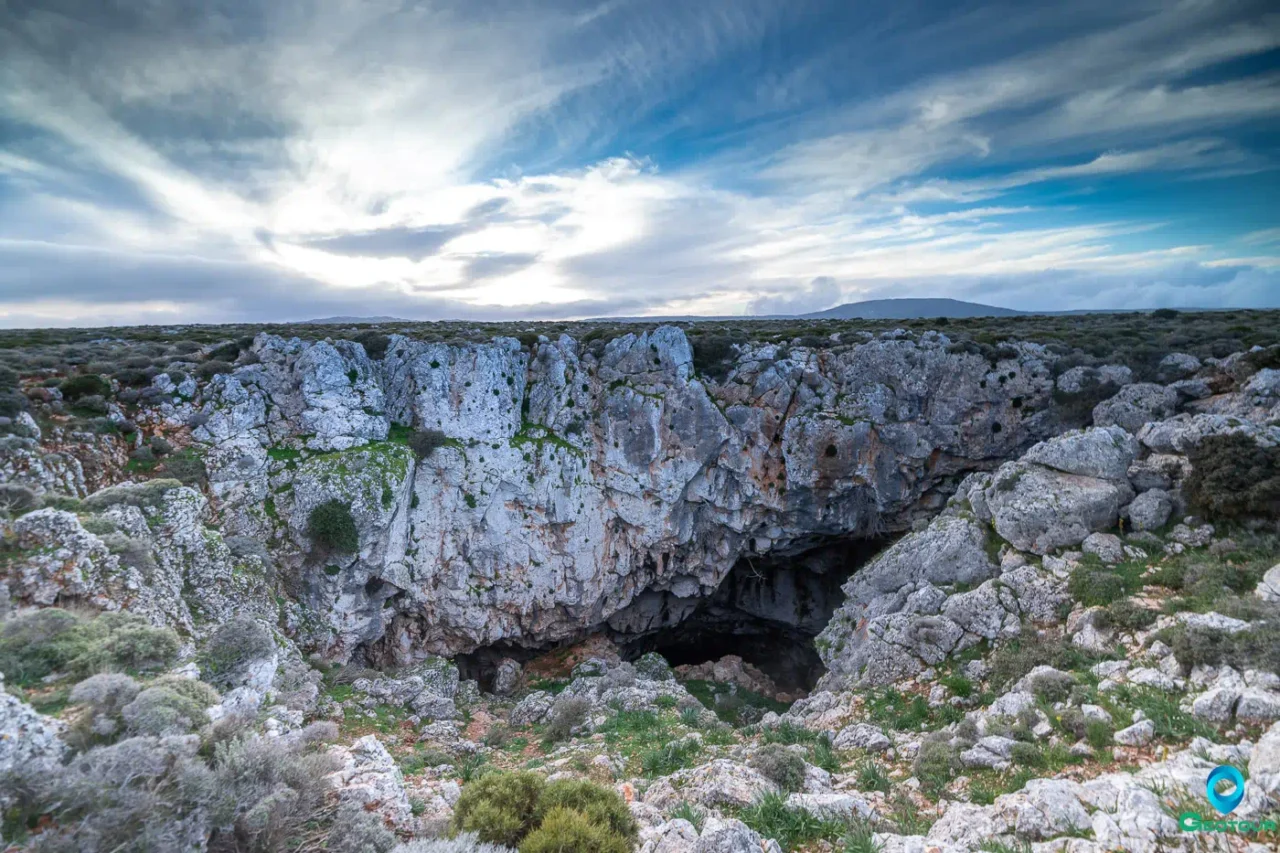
[{"left": 616, "top": 536, "right": 891, "bottom": 694}]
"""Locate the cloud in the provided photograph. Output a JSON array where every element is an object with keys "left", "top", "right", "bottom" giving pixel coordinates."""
[{"left": 0, "top": 0, "right": 1278, "bottom": 327}]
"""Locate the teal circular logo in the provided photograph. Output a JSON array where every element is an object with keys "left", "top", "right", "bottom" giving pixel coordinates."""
[{"left": 1206, "top": 765, "right": 1245, "bottom": 814}]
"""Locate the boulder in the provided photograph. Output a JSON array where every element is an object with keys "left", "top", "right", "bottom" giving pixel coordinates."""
[
  {"left": 982, "top": 462, "right": 1129, "bottom": 554},
  {"left": 1126, "top": 489, "right": 1172, "bottom": 532},
  {"left": 1021, "top": 426, "right": 1139, "bottom": 481},
  {"left": 1093, "top": 384, "right": 1179, "bottom": 433}
]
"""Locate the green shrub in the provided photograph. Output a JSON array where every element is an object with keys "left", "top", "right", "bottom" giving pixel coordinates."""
[
  {"left": 199, "top": 615, "right": 276, "bottom": 691},
  {"left": 1067, "top": 568, "right": 1126, "bottom": 607},
  {"left": 519, "top": 806, "right": 629, "bottom": 853},
  {"left": 391, "top": 835, "right": 515, "bottom": 853},
  {"left": 308, "top": 499, "right": 359, "bottom": 553},
  {"left": 161, "top": 449, "right": 207, "bottom": 486},
  {"left": 121, "top": 685, "right": 208, "bottom": 736},
  {"left": 544, "top": 694, "right": 590, "bottom": 743},
  {"left": 1169, "top": 622, "right": 1280, "bottom": 675},
  {"left": 534, "top": 778, "right": 636, "bottom": 843},
  {"left": 60, "top": 373, "right": 111, "bottom": 400},
  {"left": 0, "top": 609, "right": 179, "bottom": 685},
  {"left": 1010, "top": 742, "right": 1045, "bottom": 768},
  {"left": 452, "top": 770, "right": 545, "bottom": 847},
  {"left": 1097, "top": 599, "right": 1157, "bottom": 632},
  {"left": 195, "top": 360, "right": 235, "bottom": 380},
  {"left": 855, "top": 759, "right": 890, "bottom": 793},
  {"left": 1184, "top": 433, "right": 1280, "bottom": 520},
  {"left": 690, "top": 334, "right": 741, "bottom": 381},
  {"left": 912, "top": 736, "right": 958, "bottom": 796},
  {"left": 988, "top": 632, "right": 1099, "bottom": 690},
  {"left": 355, "top": 331, "right": 392, "bottom": 360},
  {"left": 81, "top": 478, "right": 184, "bottom": 512},
  {"left": 749, "top": 743, "right": 808, "bottom": 792},
  {"left": 737, "top": 791, "right": 848, "bottom": 850},
  {"left": 408, "top": 428, "right": 450, "bottom": 460}
]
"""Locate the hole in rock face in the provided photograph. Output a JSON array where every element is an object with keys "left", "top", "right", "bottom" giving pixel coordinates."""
[{"left": 615, "top": 536, "right": 892, "bottom": 694}]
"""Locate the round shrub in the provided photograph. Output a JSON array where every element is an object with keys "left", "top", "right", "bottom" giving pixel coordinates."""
[
  {"left": 121, "top": 686, "right": 208, "bottom": 736},
  {"left": 408, "top": 428, "right": 449, "bottom": 460},
  {"left": 452, "top": 770, "right": 546, "bottom": 847},
  {"left": 748, "top": 743, "right": 807, "bottom": 793},
  {"left": 60, "top": 373, "right": 111, "bottom": 400},
  {"left": 0, "top": 608, "right": 84, "bottom": 683},
  {"left": 196, "top": 360, "right": 235, "bottom": 380},
  {"left": 308, "top": 499, "right": 359, "bottom": 553},
  {"left": 534, "top": 778, "right": 636, "bottom": 844},
  {"left": 151, "top": 675, "right": 221, "bottom": 707},
  {"left": 1185, "top": 433, "right": 1280, "bottom": 521},
  {"left": 199, "top": 615, "right": 276, "bottom": 691},
  {"left": 519, "top": 806, "right": 629, "bottom": 853}
]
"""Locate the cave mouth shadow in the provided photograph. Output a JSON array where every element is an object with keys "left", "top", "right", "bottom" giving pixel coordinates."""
[{"left": 616, "top": 535, "right": 892, "bottom": 694}]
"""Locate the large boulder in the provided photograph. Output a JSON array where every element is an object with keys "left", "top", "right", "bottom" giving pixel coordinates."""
[
  {"left": 979, "top": 462, "right": 1130, "bottom": 554},
  {"left": 1021, "top": 426, "right": 1139, "bottom": 481},
  {"left": 1093, "top": 383, "right": 1179, "bottom": 433}
]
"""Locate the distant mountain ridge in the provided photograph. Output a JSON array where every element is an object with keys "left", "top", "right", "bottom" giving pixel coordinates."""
[{"left": 801, "top": 298, "right": 1022, "bottom": 319}]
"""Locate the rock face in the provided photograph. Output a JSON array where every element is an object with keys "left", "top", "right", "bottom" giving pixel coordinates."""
[{"left": 165, "top": 327, "right": 1059, "bottom": 660}]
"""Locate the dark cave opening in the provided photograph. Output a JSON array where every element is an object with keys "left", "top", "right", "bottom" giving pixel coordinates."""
[
  {"left": 615, "top": 535, "right": 892, "bottom": 693},
  {"left": 446, "top": 536, "right": 893, "bottom": 695}
]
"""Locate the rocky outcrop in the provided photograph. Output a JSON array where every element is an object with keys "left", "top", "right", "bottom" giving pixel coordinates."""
[{"left": 168, "top": 327, "right": 1060, "bottom": 660}]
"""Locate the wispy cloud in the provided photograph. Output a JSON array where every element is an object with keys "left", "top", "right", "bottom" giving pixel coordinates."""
[{"left": 0, "top": 0, "right": 1277, "bottom": 326}]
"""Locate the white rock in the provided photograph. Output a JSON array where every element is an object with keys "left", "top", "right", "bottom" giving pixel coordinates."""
[{"left": 1114, "top": 720, "right": 1155, "bottom": 746}]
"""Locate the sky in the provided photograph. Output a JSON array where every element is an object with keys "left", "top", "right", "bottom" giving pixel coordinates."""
[{"left": 1, "top": 0, "right": 1278, "bottom": 327}]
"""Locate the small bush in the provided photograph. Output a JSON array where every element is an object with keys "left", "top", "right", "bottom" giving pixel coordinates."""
[
  {"left": 196, "top": 360, "right": 235, "bottom": 380},
  {"left": 1097, "top": 599, "right": 1157, "bottom": 633},
  {"left": 60, "top": 373, "right": 112, "bottom": 400},
  {"left": 308, "top": 499, "right": 359, "bottom": 553},
  {"left": 211, "top": 732, "right": 344, "bottom": 851},
  {"left": 0, "top": 483, "right": 38, "bottom": 515},
  {"left": 519, "top": 806, "right": 629, "bottom": 853},
  {"left": 121, "top": 685, "right": 208, "bottom": 736},
  {"left": 161, "top": 449, "right": 208, "bottom": 486},
  {"left": 749, "top": 743, "right": 808, "bottom": 793},
  {"left": 452, "top": 770, "right": 546, "bottom": 847},
  {"left": 326, "top": 800, "right": 397, "bottom": 853},
  {"left": 690, "top": 334, "right": 740, "bottom": 381},
  {"left": 408, "top": 428, "right": 450, "bottom": 460},
  {"left": 912, "top": 735, "right": 958, "bottom": 796},
  {"left": 534, "top": 778, "right": 636, "bottom": 843},
  {"left": 1185, "top": 433, "right": 1280, "bottom": 520},
  {"left": 544, "top": 695, "right": 590, "bottom": 743},
  {"left": 1169, "top": 622, "right": 1280, "bottom": 675},
  {"left": 69, "top": 672, "right": 141, "bottom": 744},
  {"left": 988, "top": 632, "right": 1099, "bottom": 690},
  {"left": 200, "top": 615, "right": 276, "bottom": 691},
  {"left": 1067, "top": 568, "right": 1127, "bottom": 607},
  {"left": 355, "top": 331, "right": 392, "bottom": 360}
]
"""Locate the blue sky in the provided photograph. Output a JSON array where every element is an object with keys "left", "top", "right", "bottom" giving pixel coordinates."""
[{"left": 0, "top": 0, "right": 1278, "bottom": 326}]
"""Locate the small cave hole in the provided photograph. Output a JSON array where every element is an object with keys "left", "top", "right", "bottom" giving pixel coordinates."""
[{"left": 824, "top": 444, "right": 838, "bottom": 458}]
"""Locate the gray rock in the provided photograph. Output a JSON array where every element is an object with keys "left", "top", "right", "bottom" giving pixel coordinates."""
[
  {"left": 1021, "top": 426, "right": 1139, "bottom": 481},
  {"left": 1056, "top": 365, "right": 1133, "bottom": 395},
  {"left": 1093, "top": 383, "right": 1179, "bottom": 434},
  {"left": 694, "top": 817, "right": 782, "bottom": 853},
  {"left": 1256, "top": 564, "right": 1280, "bottom": 602},
  {"left": 961, "top": 736, "right": 1019, "bottom": 769},
  {"left": 1156, "top": 353, "right": 1201, "bottom": 381},
  {"left": 982, "top": 462, "right": 1129, "bottom": 555},
  {"left": 0, "top": 671, "right": 67, "bottom": 793},
  {"left": 492, "top": 659, "right": 523, "bottom": 697},
  {"left": 1113, "top": 720, "right": 1155, "bottom": 746},
  {"left": 786, "top": 792, "right": 873, "bottom": 820},
  {"left": 1235, "top": 689, "right": 1280, "bottom": 724},
  {"left": 833, "top": 723, "right": 892, "bottom": 752},
  {"left": 1126, "top": 489, "right": 1172, "bottom": 532},
  {"left": 1082, "top": 532, "right": 1124, "bottom": 564}
]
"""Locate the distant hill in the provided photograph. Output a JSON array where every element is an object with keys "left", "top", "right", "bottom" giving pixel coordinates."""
[
  {"left": 802, "top": 298, "right": 1023, "bottom": 319},
  {"left": 300, "top": 316, "right": 409, "bottom": 325}
]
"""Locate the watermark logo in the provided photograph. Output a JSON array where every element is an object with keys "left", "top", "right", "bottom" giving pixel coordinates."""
[
  {"left": 1206, "top": 765, "right": 1245, "bottom": 814},
  {"left": 1178, "top": 765, "right": 1277, "bottom": 836}
]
